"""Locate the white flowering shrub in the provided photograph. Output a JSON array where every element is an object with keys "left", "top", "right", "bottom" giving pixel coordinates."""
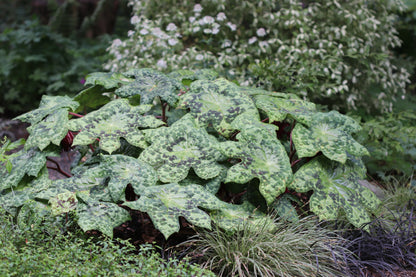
[{"left": 105, "top": 0, "right": 410, "bottom": 113}]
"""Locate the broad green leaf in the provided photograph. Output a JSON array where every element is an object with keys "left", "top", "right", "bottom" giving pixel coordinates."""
[
  {"left": 210, "top": 202, "right": 275, "bottom": 232},
  {"left": 140, "top": 115, "right": 225, "bottom": 183},
  {"left": 272, "top": 194, "right": 300, "bottom": 222},
  {"left": 68, "top": 99, "right": 164, "bottom": 154},
  {"left": 24, "top": 109, "right": 69, "bottom": 150},
  {"left": 14, "top": 95, "right": 79, "bottom": 150},
  {"left": 17, "top": 199, "right": 51, "bottom": 230},
  {"left": 124, "top": 183, "right": 223, "bottom": 239},
  {"left": 179, "top": 165, "right": 227, "bottom": 195},
  {"left": 73, "top": 86, "right": 111, "bottom": 111},
  {"left": 49, "top": 191, "right": 78, "bottom": 216},
  {"left": 168, "top": 69, "right": 219, "bottom": 82},
  {"left": 253, "top": 93, "right": 316, "bottom": 124},
  {"left": 0, "top": 147, "right": 58, "bottom": 190},
  {"left": 115, "top": 68, "right": 181, "bottom": 106},
  {"left": 77, "top": 201, "right": 131, "bottom": 238},
  {"left": 14, "top": 95, "right": 79, "bottom": 125},
  {"left": 84, "top": 72, "right": 132, "bottom": 89},
  {"left": 218, "top": 127, "right": 293, "bottom": 204},
  {"left": 0, "top": 167, "right": 51, "bottom": 216},
  {"left": 180, "top": 78, "right": 259, "bottom": 137},
  {"left": 99, "top": 155, "right": 158, "bottom": 202},
  {"left": 292, "top": 111, "right": 369, "bottom": 163},
  {"left": 288, "top": 157, "right": 381, "bottom": 229}
]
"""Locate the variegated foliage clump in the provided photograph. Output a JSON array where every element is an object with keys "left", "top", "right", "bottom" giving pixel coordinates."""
[{"left": 0, "top": 68, "right": 380, "bottom": 239}]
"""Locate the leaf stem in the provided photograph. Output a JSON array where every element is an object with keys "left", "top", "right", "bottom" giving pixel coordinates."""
[
  {"left": 69, "top": 112, "right": 84, "bottom": 118},
  {"left": 161, "top": 102, "right": 168, "bottom": 123},
  {"left": 46, "top": 157, "right": 72, "bottom": 178}
]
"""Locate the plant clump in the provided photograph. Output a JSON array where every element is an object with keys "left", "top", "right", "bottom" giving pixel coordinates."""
[{"left": 1, "top": 68, "right": 380, "bottom": 241}]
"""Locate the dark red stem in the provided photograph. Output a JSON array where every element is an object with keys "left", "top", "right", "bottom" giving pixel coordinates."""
[
  {"left": 161, "top": 102, "right": 168, "bottom": 123},
  {"left": 46, "top": 157, "right": 72, "bottom": 178},
  {"left": 69, "top": 112, "right": 84, "bottom": 118}
]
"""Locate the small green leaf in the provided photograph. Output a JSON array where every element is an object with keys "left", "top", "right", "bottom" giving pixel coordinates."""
[
  {"left": 49, "top": 191, "right": 78, "bottom": 216},
  {"left": 77, "top": 201, "right": 131, "bottom": 238},
  {"left": 139, "top": 115, "right": 225, "bottom": 183},
  {"left": 17, "top": 199, "right": 51, "bottom": 230},
  {"left": 116, "top": 68, "right": 181, "bottom": 106},
  {"left": 68, "top": 99, "right": 164, "bottom": 154},
  {"left": 124, "top": 183, "right": 222, "bottom": 239},
  {"left": 292, "top": 111, "right": 369, "bottom": 163},
  {"left": 288, "top": 157, "right": 381, "bottom": 229},
  {"left": 73, "top": 86, "right": 111, "bottom": 111}
]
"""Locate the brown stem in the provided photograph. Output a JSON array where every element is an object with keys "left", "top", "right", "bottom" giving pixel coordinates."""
[
  {"left": 161, "top": 102, "right": 168, "bottom": 123},
  {"left": 291, "top": 159, "right": 302, "bottom": 167},
  {"left": 46, "top": 157, "right": 72, "bottom": 178},
  {"left": 261, "top": 117, "right": 269, "bottom": 123},
  {"left": 69, "top": 112, "right": 84, "bottom": 118}
]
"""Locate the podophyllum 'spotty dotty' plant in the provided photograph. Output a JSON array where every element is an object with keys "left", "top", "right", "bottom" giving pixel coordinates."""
[
  {"left": 1, "top": 68, "right": 381, "bottom": 238},
  {"left": 105, "top": 0, "right": 410, "bottom": 113}
]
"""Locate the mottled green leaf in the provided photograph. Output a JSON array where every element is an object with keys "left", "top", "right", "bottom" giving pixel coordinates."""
[
  {"left": 99, "top": 155, "right": 158, "bottom": 202},
  {"left": 77, "top": 201, "right": 131, "bottom": 238},
  {"left": 272, "top": 194, "right": 300, "bottom": 222},
  {"left": 0, "top": 148, "right": 58, "bottom": 190},
  {"left": 253, "top": 93, "right": 316, "bottom": 124},
  {"left": 288, "top": 157, "right": 381, "bottom": 229},
  {"left": 116, "top": 68, "right": 181, "bottom": 106},
  {"left": 180, "top": 78, "right": 259, "bottom": 137},
  {"left": 68, "top": 99, "right": 164, "bottom": 154},
  {"left": 24, "top": 109, "right": 69, "bottom": 150},
  {"left": 17, "top": 199, "right": 51, "bottom": 229},
  {"left": 210, "top": 202, "right": 274, "bottom": 232},
  {"left": 218, "top": 127, "right": 293, "bottom": 204},
  {"left": 73, "top": 86, "right": 111, "bottom": 111},
  {"left": 124, "top": 183, "right": 223, "bottom": 239},
  {"left": 140, "top": 115, "right": 224, "bottom": 183},
  {"left": 179, "top": 165, "right": 227, "bottom": 195},
  {"left": 292, "top": 111, "right": 369, "bottom": 163},
  {"left": 168, "top": 69, "right": 219, "bottom": 82},
  {"left": 14, "top": 95, "right": 79, "bottom": 125},
  {"left": 84, "top": 72, "right": 132, "bottom": 89},
  {"left": 49, "top": 191, "right": 78, "bottom": 216},
  {"left": 0, "top": 167, "right": 51, "bottom": 216}
]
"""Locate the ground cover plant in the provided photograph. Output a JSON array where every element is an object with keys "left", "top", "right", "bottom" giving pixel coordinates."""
[
  {"left": 184, "top": 215, "right": 351, "bottom": 276},
  {"left": 0, "top": 208, "right": 214, "bottom": 276},
  {"left": 0, "top": 67, "right": 381, "bottom": 243}
]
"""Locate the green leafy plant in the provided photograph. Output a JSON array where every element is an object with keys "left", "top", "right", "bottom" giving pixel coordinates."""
[
  {"left": 0, "top": 19, "right": 110, "bottom": 115},
  {"left": 1, "top": 68, "right": 381, "bottom": 240},
  {"left": 0, "top": 208, "right": 214, "bottom": 277}
]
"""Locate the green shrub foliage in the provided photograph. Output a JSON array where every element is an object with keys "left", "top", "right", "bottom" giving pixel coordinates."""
[
  {"left": 1, "top": 68, "right": 381, "bottom": 239},
  {"left": 0, "top": 19, "right": 110, "bottom": 115},
  {"left": 105, "top": 0, "right": 410, "bottom": 113}
]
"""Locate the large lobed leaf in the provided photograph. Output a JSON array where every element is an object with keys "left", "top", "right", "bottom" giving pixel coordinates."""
[
  {"left": 139, "top": 115, "right": 225, "bottom": 183},
  {"left": 68, "top": 99, "right": 164, "bottom": 154},
  {"left": 288, "top": 157, "right": 381, "bottom": 229},
  {"left": 124, "top": 183, "right": 223, "bottom": 239},
  {"left": 180, "top": 78, "right": 259, "bottom": 137},
  {"left": 15, "top": 95, "right": 79, "bottom": 150},
  {"left": 250, "top": 90, "right": 316, "bottom": 124},
  {"left": 0, "top": 147, "right": 58, "bottom": 190},
  {"left": 115, "top": 68, "right": 181, "bottom": 106},
  {"left": 218, "top": 126, "right": 293, "bottom": 204},
  {"left": 292, "top": 111, "right": 369, "bottom": 163}
]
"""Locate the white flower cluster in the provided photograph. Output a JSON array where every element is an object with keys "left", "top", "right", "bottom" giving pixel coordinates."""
[{"left": 107, "top": 0, "right": 409, "bottom": 113}]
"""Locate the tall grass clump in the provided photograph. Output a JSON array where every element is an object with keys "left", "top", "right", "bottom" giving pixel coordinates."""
[{"left": 184, "top": 216, "right": 350, "bottom": 277}]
